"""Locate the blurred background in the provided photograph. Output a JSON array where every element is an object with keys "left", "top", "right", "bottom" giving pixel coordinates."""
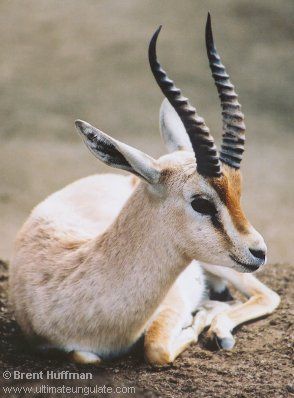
[{"left": 0, "top": 0, "right": 293, "bottom": 263}]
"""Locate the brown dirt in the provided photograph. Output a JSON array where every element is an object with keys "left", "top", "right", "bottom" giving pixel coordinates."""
[{"left": 0, "top": 260, "right": 293, "bottom": 398}]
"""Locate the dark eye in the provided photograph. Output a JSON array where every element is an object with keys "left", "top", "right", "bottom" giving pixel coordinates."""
[{"left": 191, "top": 197, "right": 217, "bottom": 216}]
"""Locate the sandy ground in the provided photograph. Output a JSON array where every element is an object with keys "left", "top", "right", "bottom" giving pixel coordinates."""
[{"left": 0, "top": 260, "right": 293, "bottom": 398}]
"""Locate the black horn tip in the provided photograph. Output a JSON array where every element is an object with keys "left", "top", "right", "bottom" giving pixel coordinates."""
[
  {"left": 155, "top": 25, "right": 163, "bottom": 35},
  {"left": 148, "top": 25, "right": 163, "bottom": 63},
  {"left": 205, "top": 12, "right": 215, "bottom": 52},
  {"left": 150, "top": 25, "right": 163, "bottom": 47}
]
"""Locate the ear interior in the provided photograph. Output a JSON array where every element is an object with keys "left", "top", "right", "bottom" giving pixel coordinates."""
[
  {"left": 160, "top": 98, "right": 193, "bottom": 153},
  {"left": 76, "top": 121, "right": 133, "bottom": 172},
  {"left": 75, "top": 120, "right": 161, "bottom": 184}
]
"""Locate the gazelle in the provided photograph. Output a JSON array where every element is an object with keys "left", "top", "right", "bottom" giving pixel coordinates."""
[{"left": 9, "top": 14, "right": 280, "bottom": 366}]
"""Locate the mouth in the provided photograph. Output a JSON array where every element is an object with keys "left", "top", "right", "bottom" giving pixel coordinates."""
[{"left": 229, "top": 255, "right": 260, "bottom": 271}]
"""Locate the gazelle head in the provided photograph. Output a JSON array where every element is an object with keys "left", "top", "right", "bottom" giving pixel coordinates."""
[{"left": 75, "top": 14, "right": 266, "bottom": 273}]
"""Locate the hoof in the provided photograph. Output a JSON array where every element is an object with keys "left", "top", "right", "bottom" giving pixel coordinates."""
[
  {"left": 215, "top": 335, "right": 235, "bottom": 350},
  {"left": 70, "top": 350, "right": 102, "bottom": 365}
]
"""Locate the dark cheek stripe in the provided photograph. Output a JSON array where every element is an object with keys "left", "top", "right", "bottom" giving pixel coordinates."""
[
  {"left": 211, "top": 214, "right": 222, "bottom": 230},
  {"left": 211, "top": 214, "right": 232, "bottom": 249}
]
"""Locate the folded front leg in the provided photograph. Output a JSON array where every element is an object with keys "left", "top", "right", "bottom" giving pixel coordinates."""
[
  {"left": 201, "top": 264, "right": 280, "bottom": 350},
  {"left": 144, "top": 305, "right": 200, "bottom": 366},
  {"left": 144, "top": 300, "right": 233, "bottom": 365}
]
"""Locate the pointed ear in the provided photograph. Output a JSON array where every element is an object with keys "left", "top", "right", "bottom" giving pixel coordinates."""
[
  {"left": 75, "top": 120, "right": 161, "bottom": 184},
  {"left": 160, "top": 98, "right": 193, "bottom": 153}
]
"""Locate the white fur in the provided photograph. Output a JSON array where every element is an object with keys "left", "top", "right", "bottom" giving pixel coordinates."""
[{"left": 160, "top": 98, "right": 192, "bottom": 152}]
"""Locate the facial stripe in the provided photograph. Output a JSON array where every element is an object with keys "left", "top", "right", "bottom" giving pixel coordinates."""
[
  {"left": 209, "top": 166, "right": 250, "bottom": 234},
  {"left": 210, "top": 212, "right": 232, "bottom": 249},
  {"left": 211, "top": 213, "right": 223, "bottom": 231}
]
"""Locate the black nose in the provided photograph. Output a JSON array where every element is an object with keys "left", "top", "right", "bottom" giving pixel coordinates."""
[{"left": 249, "top": 248, "right": 266, "bottom": 261}]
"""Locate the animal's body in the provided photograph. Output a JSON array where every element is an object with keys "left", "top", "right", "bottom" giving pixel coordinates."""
[
  {"left": 9, "top": 15, "right": 280, "bottom": 365},
  {"left": 10, "top": 172, "right": 205, "bottom": 361}
]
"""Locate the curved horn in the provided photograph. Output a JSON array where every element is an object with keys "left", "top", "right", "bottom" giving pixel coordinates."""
[
  {"left": 149, "top": 26, "right": 221, "bottom": 178},
  {"left": 205, "top": 13, "right": 245, "bottom": 169}
]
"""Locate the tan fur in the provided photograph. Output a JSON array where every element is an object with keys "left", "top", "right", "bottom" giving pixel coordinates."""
[
  {"left": 130, "top": 175, "right": 140, "bottom": 188},
  {"left": 209, "top": 165, "right": 249, "bottom": 234},
  {"left": 9, "top": 115, "right": 278, "bottom": 365},
  {"left": 144, "top": 309, "right": 177, "bottom": 364}
]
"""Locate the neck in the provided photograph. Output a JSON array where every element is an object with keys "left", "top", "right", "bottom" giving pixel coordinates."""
[{"left": 88, "top": 183, "right": 189, "bottom": 332}]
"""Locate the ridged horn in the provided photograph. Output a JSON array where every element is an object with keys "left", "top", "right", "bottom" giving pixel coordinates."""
[
  {"left": 205, "top": 13, "right": 245, "bottom": 169},
  {"left": 149, "top": 26, "right": 222, "bottom": 178}
]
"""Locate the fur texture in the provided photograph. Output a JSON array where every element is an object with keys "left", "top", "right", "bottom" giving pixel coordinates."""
[{"left": 9, "top": 108, "right": 278, "bottom": 364}]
